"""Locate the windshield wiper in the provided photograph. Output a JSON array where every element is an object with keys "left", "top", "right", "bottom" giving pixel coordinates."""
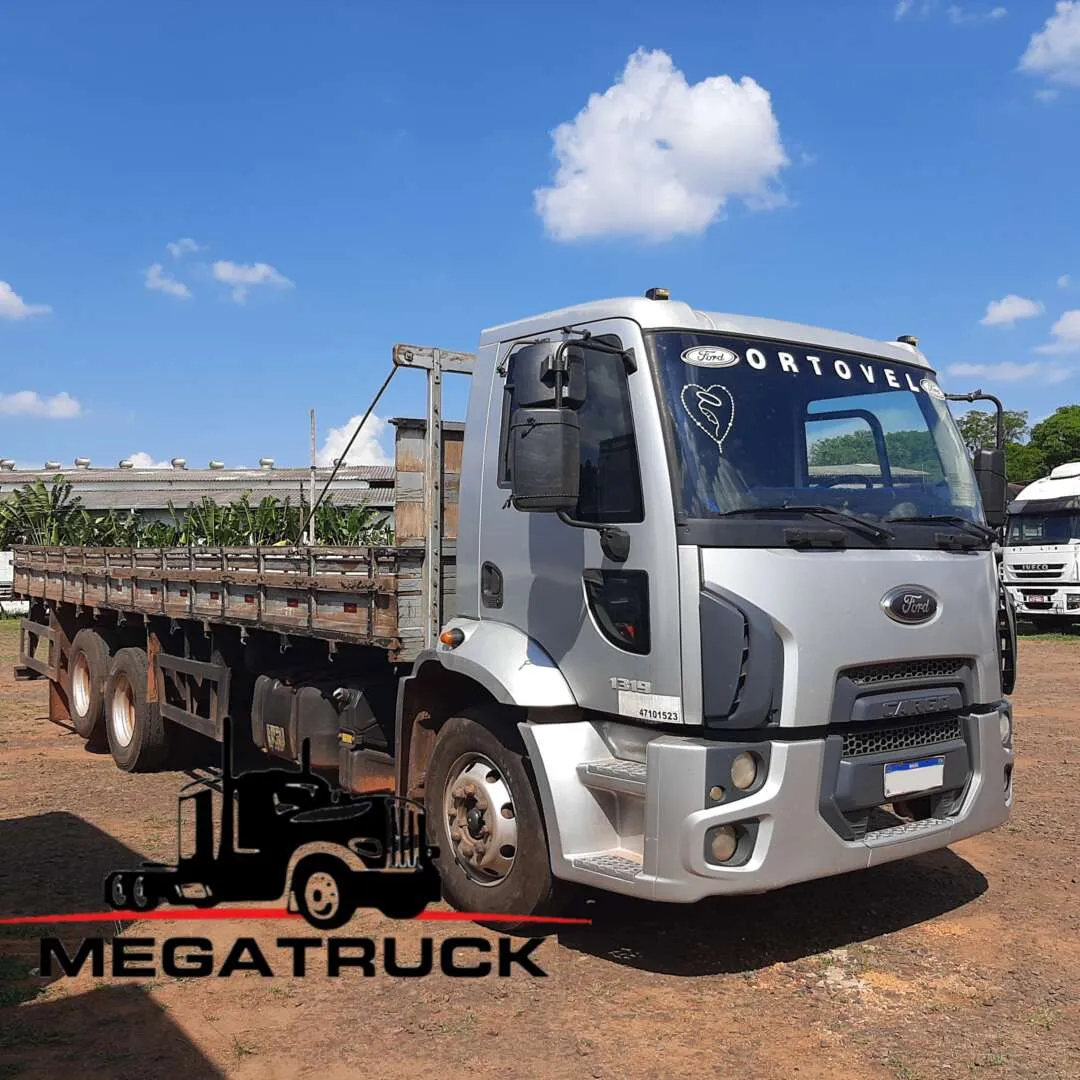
[
  {"left": 885, "top": 514, "right": 997, "bottom": 542},
  {"left": 718, "top": 505, "right": 895, "bottom": 541}
]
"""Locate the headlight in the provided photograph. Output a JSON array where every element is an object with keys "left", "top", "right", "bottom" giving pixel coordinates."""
[{"left": 731, "top": 752, "right": 759, "bottom": 791}]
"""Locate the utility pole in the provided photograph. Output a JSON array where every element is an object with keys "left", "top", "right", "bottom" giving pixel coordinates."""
[{"left": 308, "top": 408, "right": 317, "bottom": 546}]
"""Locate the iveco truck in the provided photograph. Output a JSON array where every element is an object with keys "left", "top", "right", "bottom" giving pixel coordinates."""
[
  {"left": 1003, "top": 461, "right": 1080, "bottom": 629},
  {"left": 12, "top": 291, "right": 1017, "bottom": 925}
]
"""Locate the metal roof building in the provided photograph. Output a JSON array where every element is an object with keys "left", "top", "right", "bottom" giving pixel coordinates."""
[{"left": 0, "top": 460, "right": 395, "bottom": 521}]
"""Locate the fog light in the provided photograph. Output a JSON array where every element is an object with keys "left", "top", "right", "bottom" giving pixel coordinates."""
[
  {"left": 999, "top": 711, "right": 1012, "bottom": 746},
  {"left": 731, "top": 752, "right": 758, "bottom": 791},
  {"left": 1068, "top": 596, "right": 1080, "bottom": 610},
  {"left": 708, "top": 825, "right": 739, "bottom": 863}
]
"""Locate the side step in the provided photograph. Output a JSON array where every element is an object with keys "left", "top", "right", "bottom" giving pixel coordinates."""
[
  {"left": 576, "top": 757, "right": 647, "bottom": 797},
  {"left": 570, "top": 851, "right": 643, "bottom": 881}
]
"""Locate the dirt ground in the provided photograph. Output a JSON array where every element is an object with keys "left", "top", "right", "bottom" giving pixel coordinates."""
[{"left": 1, "top": 618, "right": 1078, "bottom": 1080}]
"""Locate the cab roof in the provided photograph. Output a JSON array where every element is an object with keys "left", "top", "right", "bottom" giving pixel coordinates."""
[{"left": 480, "top": 296, "right": 932, "bottom": 370}]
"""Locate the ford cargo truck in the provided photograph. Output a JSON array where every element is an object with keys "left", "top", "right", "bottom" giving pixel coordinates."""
[{"left": 12, "top": 291, "right": 1018, "bottom": 923}]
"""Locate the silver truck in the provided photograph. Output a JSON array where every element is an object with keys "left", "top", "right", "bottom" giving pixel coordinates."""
[{"left": 12, "top": 291, "right": 1017, "bottom": 924}]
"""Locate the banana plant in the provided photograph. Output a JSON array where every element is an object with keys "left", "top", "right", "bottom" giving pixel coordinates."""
[{"left": 0, "top": 476, "right": 84, "bottom": 546}]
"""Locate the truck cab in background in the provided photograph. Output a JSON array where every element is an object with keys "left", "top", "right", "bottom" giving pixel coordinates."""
[{"left": 1003, "top": 462, "right": 1080, "bottom": 630}]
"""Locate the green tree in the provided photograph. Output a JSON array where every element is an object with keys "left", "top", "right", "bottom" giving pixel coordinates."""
[
  {"left": 1029, "top": 406, "right": 1080, "bottom": 473},
  {"left": 1005, "top": 442, "right": 1047, "bottom": 486},
  {"left": 954, "top": 408, "right": 1029, "bottom": 454}
]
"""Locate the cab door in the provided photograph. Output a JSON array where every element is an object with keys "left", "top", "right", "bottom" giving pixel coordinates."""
[{"left": 475, "top": 318, "right": 685, "bottom": 723}]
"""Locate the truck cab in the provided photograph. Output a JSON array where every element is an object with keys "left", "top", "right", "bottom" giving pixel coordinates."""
[
  {"left": 1002, "top": 462, "right": 1080, "bottom": 629},
  {"left": 405, "top": 293, "right": 1016, "bottom": 918}
]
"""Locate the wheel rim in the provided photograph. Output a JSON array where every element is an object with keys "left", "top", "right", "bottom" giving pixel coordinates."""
[
  {"left": 110, "top": 673, "right": 136, "bottom": 748},
  {"left": 303, "top": 871, "right": 341, "bottom": 922},
  {"left": 110, "top": 876, "right": 126, "bottom": 907},
  {"left": 443, "top": 753, "right": 518, "bottom": 886},
  {"left": 71, "top": 652, "right": 91, "bottom": 717},
  {"left": 133, "top": 876, "right": 148, "bottom": 909}
]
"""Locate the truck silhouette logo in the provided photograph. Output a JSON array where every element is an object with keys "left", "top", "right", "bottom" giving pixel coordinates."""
[{"left": 104, "top": 718, "right": 442, "bottom": 929}]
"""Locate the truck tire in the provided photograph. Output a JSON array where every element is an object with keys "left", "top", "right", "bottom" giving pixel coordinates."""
[
  {"left": 292, "top": 855, "right": 357, "bottom": 930},
  {"left": 104, "top": 647, "right": 170, "bottom": 772},
  {"left": 68, "top": 629, "right": 111, "bottom": 745},
  {"left": 425, "top": 708, "right": 567, "bottom": 933}
]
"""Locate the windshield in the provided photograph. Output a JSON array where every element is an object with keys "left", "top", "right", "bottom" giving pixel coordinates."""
[
  {"left": 646, "top": 331, "right": 983, "bottom": 531},
  {"left": 1006, "top": 512, "right": 1080, "bottom": 546}
]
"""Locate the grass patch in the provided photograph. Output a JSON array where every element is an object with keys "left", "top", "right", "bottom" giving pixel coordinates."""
[
  {"left": 0, "top": 1063, "right": 27, "bottom": 1079},
  {"left": 231, "top": 1035, "right": 256, "bottom": 1060}
]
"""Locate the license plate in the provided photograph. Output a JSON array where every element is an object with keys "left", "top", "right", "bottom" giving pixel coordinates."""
[{"left": 884, "top": 755, "right": 945, "bottom": 798}]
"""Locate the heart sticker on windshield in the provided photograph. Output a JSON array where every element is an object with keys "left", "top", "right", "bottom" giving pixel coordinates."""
[{"left": 680, "top": 384, "right": 736, "bottom": 451}]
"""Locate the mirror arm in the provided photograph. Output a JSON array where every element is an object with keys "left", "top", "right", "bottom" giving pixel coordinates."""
[{"left": 556, "top": 511, "right": 631, "bottom": 562}]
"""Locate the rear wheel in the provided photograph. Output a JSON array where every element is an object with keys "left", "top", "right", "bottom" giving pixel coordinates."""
[
  {"left": 425, "top": 708, "right": 567, "bottom": 934},
  {"left": 104, "top": 648, "right": 170, "bottom": 772},
  {"left": 68, "top": 629, "right": 111, "bottom": 745}
]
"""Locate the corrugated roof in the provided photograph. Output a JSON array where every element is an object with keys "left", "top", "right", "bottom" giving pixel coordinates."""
[
  {"left": 0, "top": 465, "right": 395, "bottom": 484},
  {"left": 0, "top": 465, "right": 396, "bottom": 512}
]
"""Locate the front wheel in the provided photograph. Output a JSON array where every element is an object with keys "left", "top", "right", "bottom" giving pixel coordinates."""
[{"left": 425, "top": 708, "right": 567, "bottom": 934}]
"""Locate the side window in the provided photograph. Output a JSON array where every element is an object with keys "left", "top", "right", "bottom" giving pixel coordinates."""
[{"left": 498, "top": 343, "right": 644, "bottom": 523}]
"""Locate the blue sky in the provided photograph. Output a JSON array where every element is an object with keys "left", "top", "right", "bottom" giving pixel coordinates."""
[{"left": 1, "top": 0, "right": 1078, "bottom": 470}]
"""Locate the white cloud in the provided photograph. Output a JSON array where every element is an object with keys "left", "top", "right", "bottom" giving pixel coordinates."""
[
  {"left": 144, "top": 263, "right": 192, "bottom": 299},
  {"left": 1059, "top": 274, "right": 1072, "bottom": 288},
  {"left": 317, "top": 413, "right": 393, "bottom": 468},
  {"left": 533, "top": 48, "right": 788, "bottom": 242},
  {"left": 979, "top": 293, "right": 1044, "bottom": 327},
  {"left": 1020, "top": 1, "right": 1080, "bottom": 87},
  {"left": 0, "top": 390, "right": 81, "bottom": 418},
  {"left": 894, "top": 0, "right": 931, "bottom": 18},
  {"left": 212, "top": 260, "right": 294, "bottom": 303},
  {"left": 166, "top": 238, "right": 201, "bottom": 259},
  {"left": 947, "top": 5, "right": 1006, "bottom": 25},
  {"left": 0, "top": 281, "right": 51, "bottom": 320},
  {"left": 948, "top": 361, "right": 1070, "bottom": 384},
  {"left": 1035, "top": 309, "right": 1080, "bottom": 354},
  {"left": 126, "top": 452, "right": 172, "bottom": 469},
  {"left": 1035, "top": 86, "right": 1061, "bottom": 101}
]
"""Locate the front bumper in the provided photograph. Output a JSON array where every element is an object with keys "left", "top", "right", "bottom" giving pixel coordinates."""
[
  {"left": 522, "top": 706, "right": 1013, "bottom": 902},
  {"left": 1005, "top": 584, "right": 1080, "bottom": 618}
]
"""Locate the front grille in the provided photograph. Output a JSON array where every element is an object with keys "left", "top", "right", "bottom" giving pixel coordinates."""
[
  {"left": 842, "top": 715, "right": 963, "bottom": 758},
  {"left": 844, "top": 657, "right": 966, "bottom": 687}
]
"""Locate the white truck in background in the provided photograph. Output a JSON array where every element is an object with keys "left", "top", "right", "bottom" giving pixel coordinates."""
[
  {"left": 1003, "top": 462, "right": 1080, "bottom": 630},
  {"left": 0, "top": 551, "right": 28, "bottom": 615}
]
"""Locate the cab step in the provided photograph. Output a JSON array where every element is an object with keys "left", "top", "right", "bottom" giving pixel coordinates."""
[
  {"left": 570, "top": 851, "right": 643, "bottom": 881},
  {"left": 576, "top": 757, "right": 647, "bottom": 796}
]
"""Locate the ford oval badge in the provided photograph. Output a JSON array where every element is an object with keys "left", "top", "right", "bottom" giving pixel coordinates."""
[
  {"left": 681, "top": 346, "right": 741, "bottom": 368},
  {"left": 881, "top": 585, "right": 939, "bottom": 625}
]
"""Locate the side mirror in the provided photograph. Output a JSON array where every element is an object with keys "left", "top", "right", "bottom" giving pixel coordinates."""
[
  {"left": 973, "top": 448, "right": 1007, "bottom": 528},
  {"left": 508, "top": 408, "right": 580, "bottom": 511},
  {"left": 507, "top": 342, "right": 586, "bottom": 408}
]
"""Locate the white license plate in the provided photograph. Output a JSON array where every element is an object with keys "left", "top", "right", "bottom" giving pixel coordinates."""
[{"left": 884, "top": 755, "right": 945, "bottom": 798}]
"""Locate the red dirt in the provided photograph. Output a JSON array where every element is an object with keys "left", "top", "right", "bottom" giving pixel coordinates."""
[{"left": 1, "top": 619, "right": 1078, "bottom": 1079}]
